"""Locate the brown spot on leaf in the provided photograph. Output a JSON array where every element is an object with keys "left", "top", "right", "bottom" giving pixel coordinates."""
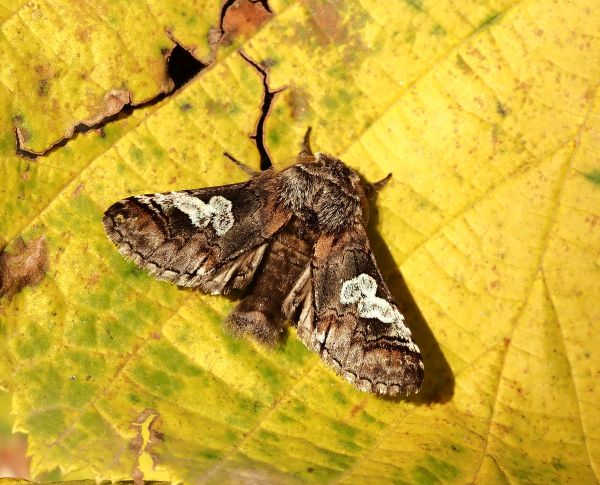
[
  {"left": 38, "top": 78, "right": 49, "bottom": 97},
  {"left": 467, "top": 47, "right": 486, "bottom": 61},
  {"left": 585, "top": 214, "right": 599, "bottom": 228},
  {"left": 0, "top": 236, "right": 48, "bottom": 300},
  {"left": 349, "top": 398, "right": 367, "bottom": 418},
  {"left": 76, "top": 27, "right": 91, "bottom": 43},
  {"left": 496, "top": 101, "right": 509, "bottom": 117},
  {"left": 221, "top": 0, "right": 272, "bottom": 45},
  {"left": 21, "top": 165, "right": 30, "bottom": 181},
  {"left": 584, "top": 86, "right": 596, "bottom": 101},
  {"left": 287, "top": 86, "right": 310, "bottom": 121},
  {"left": 456, "top": 55, "right": 474, "bottom": 75},
  {"left": 207, "top": 27, "right": 223, "bottom": 50},
  {"left": 305, "top": 0, "right": 347, "bottom": 44},
  {"left": 15, "top": 126, "right": 31, "bottom": 145},
  {"left": 85, "top": 272, "right": 99, "bottom": 289},
  {"left": 87, "top": 90, "right": 131, "bottom": 126},
  {"left": 204, "top": 97, "right": 231, "bottom": 115},
  {"left": 72, "top": 183, "right": 84, "bottom": 198}
]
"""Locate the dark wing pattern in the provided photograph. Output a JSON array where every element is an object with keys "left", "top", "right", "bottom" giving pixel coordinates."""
[
  {"left": 285, "top": 224, "right": 423, "bottom": 396},
  {"left": 103, "top": 177, "right": 290, "bottom": 295}
]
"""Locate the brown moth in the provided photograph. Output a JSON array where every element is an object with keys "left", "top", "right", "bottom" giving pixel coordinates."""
[{"left": 103, "top": 137, "right": 424, "bottom": 396}]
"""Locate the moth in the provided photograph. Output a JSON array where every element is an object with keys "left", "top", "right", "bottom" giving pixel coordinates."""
[{"left": 103, "top": 135, "right": 424, "bottom": 396}]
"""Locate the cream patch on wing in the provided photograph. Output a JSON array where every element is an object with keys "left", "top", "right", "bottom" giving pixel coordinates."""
[
  {"left": 340, "top": 273, "right": 415, "bottom": 345},
  {"left": 151, "top": 193, "right": 234, "bottom": 236}
]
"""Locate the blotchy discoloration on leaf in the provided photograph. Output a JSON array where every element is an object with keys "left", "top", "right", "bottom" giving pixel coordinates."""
[{"left": 0, "top": 236, "right": 48, "bottom": 300}]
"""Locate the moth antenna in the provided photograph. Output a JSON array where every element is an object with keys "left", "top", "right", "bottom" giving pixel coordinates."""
[
  {"left": 223, "top": 152, "right": 259, "bottom": 177},
  {"left": 369, "top": 173, "right": 392, "bottom": 194},
  {"left": 299, "top": 127, "right": 314, "bottom": 156}
]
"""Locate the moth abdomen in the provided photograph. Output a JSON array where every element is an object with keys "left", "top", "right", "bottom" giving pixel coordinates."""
[
  {"left": 226, "top": 216, "right": 318, "bottom": 346},
  {"left": 227, "top": 295, "right": 285, "bottom": 346}
]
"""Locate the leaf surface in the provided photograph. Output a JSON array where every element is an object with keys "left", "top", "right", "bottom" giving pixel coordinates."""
[{"left": 0, "top": 0, "right": 599, "bottom": 483}]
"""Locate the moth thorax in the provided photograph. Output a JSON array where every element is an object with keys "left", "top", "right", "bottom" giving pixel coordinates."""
[{"left": 279, "top": 159, "right": 364, "bottom": 233}]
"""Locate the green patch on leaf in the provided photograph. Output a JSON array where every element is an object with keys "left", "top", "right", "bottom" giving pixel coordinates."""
[
  {"left": 583, "top": 169, "right": 600, "bottom": 186},
  {"left": 26, "top": 408, "right": 65, "bottom": 438},
  {"left": 404, "top": 0, "right": 423, "bottom": 11},
  {"left": 478, "top": 12, "right": 502, "bottom": 30}
]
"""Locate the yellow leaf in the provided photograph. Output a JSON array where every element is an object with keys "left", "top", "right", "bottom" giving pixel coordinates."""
[{"left": 1, "top": 0, "right": 599, "bottom": 483}]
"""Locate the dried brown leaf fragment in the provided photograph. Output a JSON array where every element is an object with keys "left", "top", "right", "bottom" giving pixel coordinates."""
[{"left": 0, "top": 236, "right": 48, "bottom": 300}]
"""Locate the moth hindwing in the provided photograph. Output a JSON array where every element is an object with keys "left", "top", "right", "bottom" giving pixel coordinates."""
[{"left": 104, "top": 152, "right": 424, "bottom": 396}]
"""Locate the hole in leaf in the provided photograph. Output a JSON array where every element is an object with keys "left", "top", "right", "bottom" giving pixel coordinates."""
[{"left": 167, "top": 43, "right": 205, "bottom": 89}]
